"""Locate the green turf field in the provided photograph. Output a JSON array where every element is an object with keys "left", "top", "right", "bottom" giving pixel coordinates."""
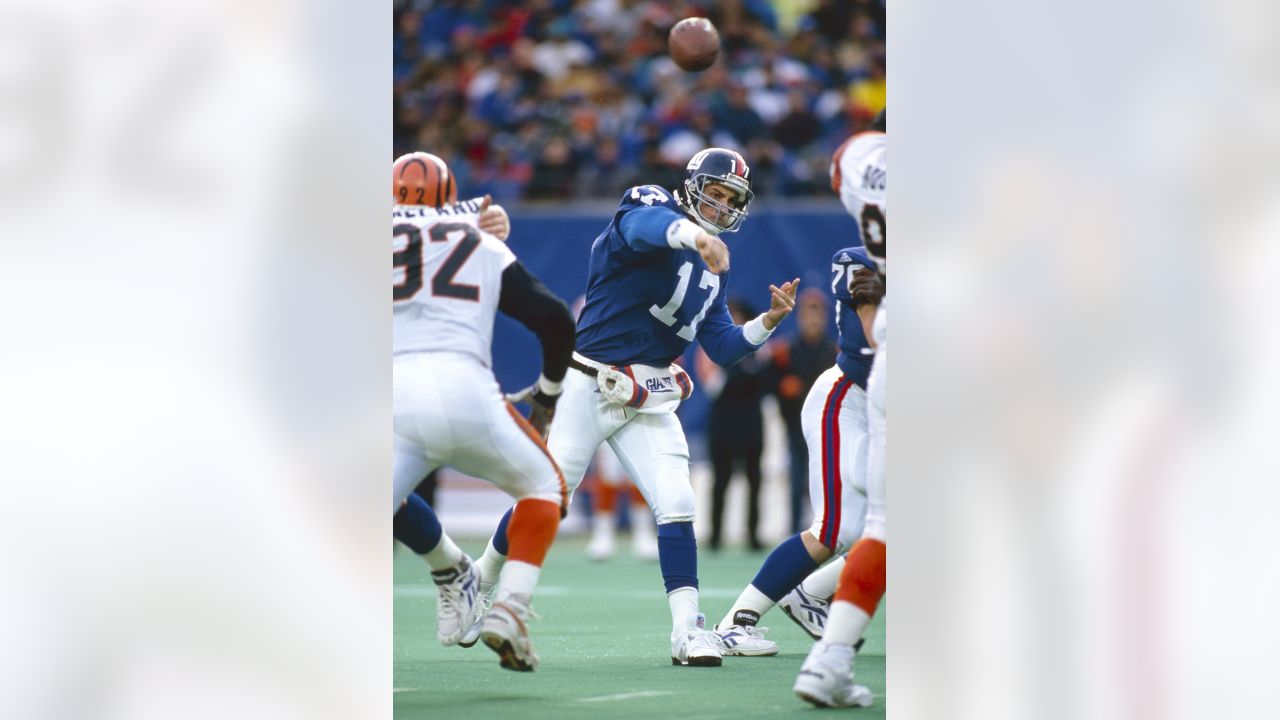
[{"left": 395, "top": 536, "right": 885, "bottom": 718}]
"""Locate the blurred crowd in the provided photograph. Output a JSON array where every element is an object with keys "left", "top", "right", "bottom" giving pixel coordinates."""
[{"left": 394, "top": 0, "right": 886, "bottom": 202}]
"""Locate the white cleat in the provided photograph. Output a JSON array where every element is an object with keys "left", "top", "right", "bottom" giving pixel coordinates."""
[
  {"left": 793, "top": 640, "right": 874, "bottom": 708},
  {"left": 779, "top": 585, "right": 830, "bottom": 640},
  {"left": 715, "top": 624, "right": 780, "bottom": 656},
  {"left": 431, "top": 555, "right": 481, "bottom": 646},
  {"left": 457, "top": 589, "right": 491, "bottom": 648},
  {"left": 671, "top": 614, "right": 723, "bottom": 667},
  {"left": 479, "top": 591, "right": 540, "bottom": 671}
]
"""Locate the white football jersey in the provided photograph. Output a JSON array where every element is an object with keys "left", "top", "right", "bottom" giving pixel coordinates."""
[
  {"left": 392, "top": 200, "right": 515, "bottom": 365},
  {"left": 831, "top": 131, "right": 886, "bottom": 272}
]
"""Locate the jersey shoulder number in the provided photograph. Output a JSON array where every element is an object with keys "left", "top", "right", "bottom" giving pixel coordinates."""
[
  {"left": 620, "top": 184, "right": 677, "bottom": 212},
  {"left": 830, "top": 246, "right": 875, "bottom": 299}
]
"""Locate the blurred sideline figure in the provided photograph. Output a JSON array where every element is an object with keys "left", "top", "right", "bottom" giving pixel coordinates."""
[
  {"left": 473, "top": 148, "right": 800, "bottom": 667},
  {"left": 584, "top": 445, "right": 659, "bottom": 561},
  {"left": 793, "top": 110, "right": 887, "bottom": 708},
  {"left": 391, "top": 151, "right": 576, "bottom": 672},
  {"left": 770, "top": 289, "right": 838, "bottom": 534},
  {"left": 697, "top": 299, "right": 772, "bottom": 552}
]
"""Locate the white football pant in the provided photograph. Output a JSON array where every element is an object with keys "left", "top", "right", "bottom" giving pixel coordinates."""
[
  {"left": 392, "top": 352, "right": 565, "bottom": 512},
  {"left": 801, "top": 365, "right": 870, "bottom": 554},
  {"left": 546, "top": 364, "right": 692, "bottom": 524}
]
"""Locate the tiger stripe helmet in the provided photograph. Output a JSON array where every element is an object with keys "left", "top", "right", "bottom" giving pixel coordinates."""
[{"left": 393, "top": 152, "right": 457, "bottom": 207}]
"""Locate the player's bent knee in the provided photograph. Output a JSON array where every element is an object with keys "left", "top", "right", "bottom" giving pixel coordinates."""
[
  {"left": 805, "top": 518, "right": 827, "bottom": 545},
  {"left": 832, "top": 529, "right": 858, "bottom": 555},
  {"left": 807, "top": 516, "right": 844, "bottom": 554},
  {"left": 654, "top": 495, "right": 695, "bottom": 524},
  {"left": 799, "top": 531, "right": 835, "bottom": 562},
  {"left": 653, "top": 487, "right": 695, "bottom": 524},
  {"left": 861, "top": 514, "right": 886, "bottom": 543},
  {"left": 511, "top": 488, "right": 564, "bottom": 507}
]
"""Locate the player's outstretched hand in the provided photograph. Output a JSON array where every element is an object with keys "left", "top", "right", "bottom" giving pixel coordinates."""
[
  {"left": 762, "top": 278, "right": 800, "bottom": 330},
  {"left": 504, "top": 382, "right": 559, "bottom": 440},
  {"left": 696, "top": 232, "right": 730, "bottom": 274},
  {"left": 477, "top": 194, "right": 511, "bottom": 242}
]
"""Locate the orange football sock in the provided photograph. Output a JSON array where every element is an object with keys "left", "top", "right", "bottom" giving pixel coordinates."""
[
  {"left": 832, "top": 538, "right": 886, "bottom": 616},
  {"left": 595, "top": 481, "right": 618, "bottom": 513},
  {"left": 505, "top": 498, "right": 561, "bottom": 567}
]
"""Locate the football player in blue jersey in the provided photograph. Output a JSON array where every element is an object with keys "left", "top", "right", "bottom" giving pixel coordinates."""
[
  {"left": 713, "top": 246, "right": 883, "bottom": 657},
  {"left": 793, "top": 110, "right": 887, "bottom": 708},
  {"left": 474, "top": 148, "right": 801, "bottom": 667}
]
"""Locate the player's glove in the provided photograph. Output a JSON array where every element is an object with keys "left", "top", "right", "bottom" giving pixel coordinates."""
[
  {"left": 848, "top": 267, "right": 885, "bottom": 307},
  {"left": 596, "top": 366, "right": 636, "bottom": 406},
  {"left": 504, "top": 375, "right": 562, "bottom": 440}
]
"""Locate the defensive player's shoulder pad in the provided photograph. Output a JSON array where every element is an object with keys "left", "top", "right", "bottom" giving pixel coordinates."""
[
  {"left": 619, "top": 184, "right": 680, "bottom": 213},
  {"left": 832, "top": 246, "right": 875, "bottom": 270}
]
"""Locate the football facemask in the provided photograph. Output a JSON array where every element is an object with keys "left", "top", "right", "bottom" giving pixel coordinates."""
[{"left": 676, "top": 148, "right": 754, "bottom": 234}]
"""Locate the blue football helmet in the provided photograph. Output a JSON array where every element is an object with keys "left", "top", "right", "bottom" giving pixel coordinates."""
[{"left": 674, "top": 148, "right": 754, "bottom": 234}]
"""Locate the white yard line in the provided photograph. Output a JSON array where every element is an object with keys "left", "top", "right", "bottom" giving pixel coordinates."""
[{"left": 577, "top": 690, "right": 675, "bottom": 703}]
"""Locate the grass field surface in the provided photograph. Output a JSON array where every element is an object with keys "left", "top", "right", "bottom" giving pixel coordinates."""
[{"left": 395, "top": 536, "right": 885, "bottom": 718}]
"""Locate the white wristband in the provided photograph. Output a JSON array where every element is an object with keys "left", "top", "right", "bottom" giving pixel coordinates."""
[
  {"left": 666, "top": 218, "right": 702, "bottom": 250},
  {"left": 743, "top": 314, "right": 774, "bottom": 346},
  {"left": 536, "top": 374, "right": 563, "bottom": 397}
]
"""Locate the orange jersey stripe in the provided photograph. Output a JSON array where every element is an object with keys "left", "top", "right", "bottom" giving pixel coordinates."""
[{"left": 504, "top": 402, "right": 569, "bottom": 515}]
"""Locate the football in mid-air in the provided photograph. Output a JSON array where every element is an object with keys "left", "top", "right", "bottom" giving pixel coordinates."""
[{"left": 668, "top": 17, "right": 720, "bottom": 72}]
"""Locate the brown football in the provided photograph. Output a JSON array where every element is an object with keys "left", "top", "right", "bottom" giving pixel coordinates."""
[{"left": 668, "top": 17, "right": 720, "bottom": 72}]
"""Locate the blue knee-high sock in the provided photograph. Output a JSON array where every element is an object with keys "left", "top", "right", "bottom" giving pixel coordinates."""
[
  {"left": 492, "top": 507, "right": 514, "bottom": 556},
  {"left": 393, "top": 493, "right": 442, "bottom": 555},
  {"left": 657, "top": 521, "right": 699, "bottom": 593},
  {"left": 750, "top": 534, "right": 820, "bottom": 601}
]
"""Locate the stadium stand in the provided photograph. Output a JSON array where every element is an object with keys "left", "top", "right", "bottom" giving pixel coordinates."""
[{"left": 393, "top": 0, "right": 885, "bottom": 202}]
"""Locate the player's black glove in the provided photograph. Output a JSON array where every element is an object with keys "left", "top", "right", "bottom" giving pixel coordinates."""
[
  {"left": 848, "top": 267, "right": 885, "bottom": 307},
  {"left": 504, "top": 375, "right": 562, "bottom": 440}
]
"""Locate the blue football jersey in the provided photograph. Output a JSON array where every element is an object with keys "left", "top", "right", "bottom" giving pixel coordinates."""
[
  {"left": 830, "top": 246, "right": 876, "bottom": 388},
  {"left": 574, "top": 185, "right": 759, "bottom": 367}
]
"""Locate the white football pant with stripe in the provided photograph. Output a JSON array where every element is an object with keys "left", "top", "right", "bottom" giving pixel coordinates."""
[{"left": 800, "top": 365, "right": 869, "bottom": 554}]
